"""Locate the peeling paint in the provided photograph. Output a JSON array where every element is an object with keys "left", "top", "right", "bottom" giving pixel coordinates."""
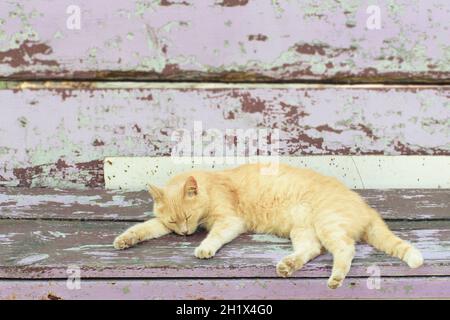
[
  {"left": 16, "top": 254, "right": 49, "bottom": 266},
  {"left": 0, "top": 85, "right": 448, "bottom": 189},
  {"left": 0, "top": 218, "right": 449, "bottom": 281},
  {"left": 0, "top": 1, "right": 448, "bottom": 82},
  {"left": 218, "top": 0, "right": 250, "bottom": 7}
]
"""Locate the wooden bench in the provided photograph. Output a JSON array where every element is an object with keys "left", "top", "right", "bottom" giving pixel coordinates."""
[
  {"left": 1, "top": 0, "right": 449, "bottom": 300},
  {"left": 1, "top": 187, "right": 449, "bottom": 299}
]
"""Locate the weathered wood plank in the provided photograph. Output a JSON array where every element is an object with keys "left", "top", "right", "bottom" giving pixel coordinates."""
[
  {"left": 0, "top": 84, "right": 449, "bottom": 188},
  {"left": 0, "top": 1, "right": 449, "bottom": 82},
  {"left": 2, "top": 277, "right": 450, "bottom": 300},
  {"left": 0, "top": 188, "right": 448, "bottom": 221},
  {"left": 0, "top": 188, "right": 152, "bottom": 221},
  {"left": 0, "top": 219, "right": 448, "bottom": 279}
]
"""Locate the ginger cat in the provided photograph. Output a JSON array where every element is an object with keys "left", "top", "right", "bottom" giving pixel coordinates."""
[{"left": 113, "top": 163, "right": 423, "bottom": 288}]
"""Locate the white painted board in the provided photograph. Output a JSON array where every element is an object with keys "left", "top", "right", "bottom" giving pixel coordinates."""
[{"left": 104, "top": 156, "right": 450, "bottom": 191}]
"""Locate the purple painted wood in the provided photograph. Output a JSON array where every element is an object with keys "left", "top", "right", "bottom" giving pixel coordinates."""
[
  {"left": 0, "top": 188, "right": 449, "bottom": 221},
  {"left": 0, "top": 188, "right": 448, "bottom": 298},
  {"left": 0, "top": 1, "right": 449, "bottom": 82},
  {"left": 1, "top": 85, "right": 449, "bottom": 188},
  {"left": 0, "top": 219, "right": 448, "bottom": 279},
  {"left": 2, "top": 278, "right": 450, "bottom": 300},
  {"left": 0, "top": 188, "right": 152, "bottom": 221}
]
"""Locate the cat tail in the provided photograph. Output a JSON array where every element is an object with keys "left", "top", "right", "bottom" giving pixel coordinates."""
[{"left": 364, "top": 211, "right": 423, "bottom": 268}]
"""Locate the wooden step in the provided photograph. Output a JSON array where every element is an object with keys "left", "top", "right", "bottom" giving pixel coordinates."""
[{"left": 1, "top": 187, "right": 449, "bottom": 299}]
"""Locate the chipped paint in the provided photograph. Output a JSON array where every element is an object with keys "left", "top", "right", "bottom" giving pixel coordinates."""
[
  {"left": 251, "top": 234, "right": 289, "bottom": 243},
  {"left": 0, "top": 188, "right": 154, "bottom": 221},
  {"left": 16, "top": 254, "right": 49, "bottom": 266},
  {"left": 64, "top": 244, "right": 114, "bottom": 251},
  {"left": 0, "top": 84, "right": 448, "bottom": 189},
  {"left": 1, "top": 188, "right": 448, "bottom": 221},
  {"left": 0, "top": 189, "right": 448, "bottom": 296},
  {"left": 0, "top": 1, "right": 449, "bottom": 81},
  {"left": 0, "top": 219, "right": 449, "bottom": 280}
]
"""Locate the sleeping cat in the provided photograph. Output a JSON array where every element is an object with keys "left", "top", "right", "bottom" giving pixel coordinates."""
[{"left": 113, "top": 163, "right": 423, "bottom": 289}]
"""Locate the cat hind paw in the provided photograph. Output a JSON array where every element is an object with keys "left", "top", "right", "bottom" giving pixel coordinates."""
[
  {"left": 276, "top": 256, "right": 299, "bottom": 277},
  {"left": 327, "top": 273, "right": 344, "bottom": 289}
]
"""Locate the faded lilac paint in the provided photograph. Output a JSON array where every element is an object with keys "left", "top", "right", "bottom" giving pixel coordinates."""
[
  {"left": 1, "top": 188, "right": 449, "bottom": 221},
  {"left": 0, "top": 1, "right": 449, "bottom": 81},
  {"left": 0, "top": 219, "right": 449, "bottom": 279},
  {"left": 2, "top": 278, "right": 450, "bottom": 299},
  {"left": 1, "top": 188, "right": 449, "bottom": 299},
  {"left": 0, "top": 85, "right": 449, "bottom": 188}
]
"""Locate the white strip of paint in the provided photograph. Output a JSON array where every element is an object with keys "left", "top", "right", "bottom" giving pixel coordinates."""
[{"left": 104, "top": 156, "right": 450, "bottom": 191}]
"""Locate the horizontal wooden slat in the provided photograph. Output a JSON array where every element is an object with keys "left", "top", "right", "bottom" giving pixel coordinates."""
[
  {"left": 0, "top": 219, "right": 448, "bottom": 279},
  {"left": 2, "top": 277, "right": 450, "bottom": 300},
  {"left": 0, "top": 188, "right": 448, "bottom": 221},
  {"left": 105, "top": 156, "right": 450, "bottom": 189},
  {"left": 0, "top": 1, "right": 449, "bottom": 82},
  {"left": 0, "top": 188, "right": 152, "bottom": 221},
  {"left": 0, "top": 84, "right": 449, "bottom": 188}
]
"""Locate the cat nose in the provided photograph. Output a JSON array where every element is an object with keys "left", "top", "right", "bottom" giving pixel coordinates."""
[{"left": 181, "top": 231, "right": 188, "bottom": 235}]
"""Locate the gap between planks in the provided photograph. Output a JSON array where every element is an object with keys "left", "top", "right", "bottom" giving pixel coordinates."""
[{"left": 1, "top": 81, "right": 450, "bottom": 90}]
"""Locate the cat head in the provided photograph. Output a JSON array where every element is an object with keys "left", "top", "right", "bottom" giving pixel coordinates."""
[{"left": 148, "top": 175, "right": 208, "bottom": 235}]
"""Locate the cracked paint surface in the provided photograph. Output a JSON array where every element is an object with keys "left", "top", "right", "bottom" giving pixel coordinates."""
[
  {"left": 0, "top": 84, "right": 449, "bottom": 188},
  {"left": 0, "top": 187, "right": 448, "bottom": 299},
  {"left": 0, "top": 219, "right": 449, "bottom": 279},
  {"left": 1, "top": 188, "right": 448, "bottom": 220},
  {"left": 0, "top": 0, "right": 448, "bottom": 81}
]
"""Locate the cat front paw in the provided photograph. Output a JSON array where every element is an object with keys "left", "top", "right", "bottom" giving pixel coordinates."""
[
  {"left": 113, "top": 232, "right": 138, "bottom": 250},
  {"left": 404, "top": 247, "right": 424, "bottom": 269},
  {"left": 194, "top": 244, "right": 217, "bottom": 259}
]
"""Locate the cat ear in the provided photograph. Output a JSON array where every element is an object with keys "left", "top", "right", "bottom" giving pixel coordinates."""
[
  {"left": 184, "top": 176, "right": 198, "bottom": 198},
  {"left": 148, "top": 184, "right": 164, "bottom": 201}
]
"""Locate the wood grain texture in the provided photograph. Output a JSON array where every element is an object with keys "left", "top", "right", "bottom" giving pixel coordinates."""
[
  {"left": 1, "top": 188, "right": 448, "bottom": 298},
  {"left": 1, "top": 188, "right": 449, "bottom": 221},
  {"left": 1, "top": 84, "right": 449, "bottom": 188},
  {"left": 0, "top": 1, "right": 449, "bottom": 82},
  {"left": 2, "top": 277, "right": 450, "bottom": 300},
  {"left": 0, "top": 219, "right": 449, "bottom": 279}
]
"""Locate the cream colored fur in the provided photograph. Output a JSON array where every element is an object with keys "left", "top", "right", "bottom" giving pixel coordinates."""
[{"left": 113, "top": 163, "right": 423, "bottom": 289}]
